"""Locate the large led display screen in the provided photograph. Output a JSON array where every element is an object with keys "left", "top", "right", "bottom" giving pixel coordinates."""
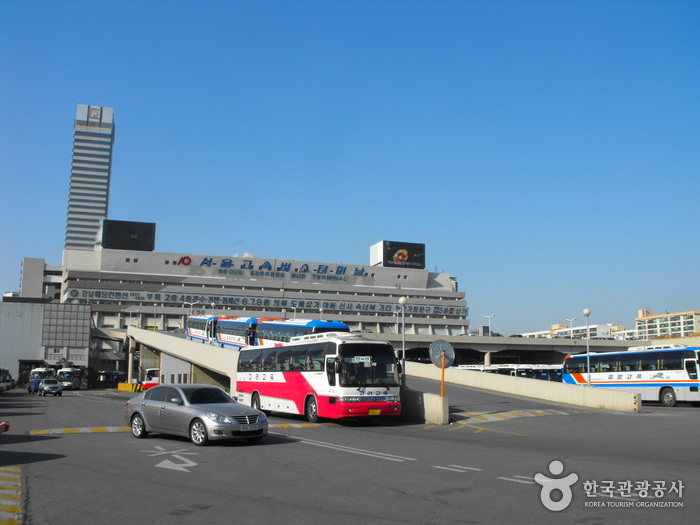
[
  {"left": 381, "top": 241, "right": 425, "bottom": 269},
  {"left": 102, "top": 220, "right": 156, "bottom": 251}
]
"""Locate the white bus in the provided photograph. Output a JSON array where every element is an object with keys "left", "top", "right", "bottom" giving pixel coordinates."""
[
  {"left": 57, "top": 368, "right": 85, "bottom": 390},
  {"left": 236, "top": 332, "right": 401, "bottom": 423},
  {"left": 563, "top": 345, "right": 700, "bottom": 406}
]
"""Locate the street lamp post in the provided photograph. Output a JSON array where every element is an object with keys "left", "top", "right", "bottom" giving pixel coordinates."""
[
  {"left": 399, "top": 296, "right": 408, "bottom": 387},
  {"left": 566, "top": 317, "right": 576, "bottom": 338},
  {"left": 319, "top": 308, "right": 324, "bottom": 321},
  {"left": 583, "top": 308, "right": 591, "bottom": 386},
  {"left": 485, "top": 314, "right": 496, "bottom": 336}
]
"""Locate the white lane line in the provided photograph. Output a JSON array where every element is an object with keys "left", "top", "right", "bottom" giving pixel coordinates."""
[
  {"left": 434, "top": 465, "right": 484, "bottom": 473},
  {"left": 498, "top": 477, "right": 536, "bottom": 484},
  {"left": 293, "top": 436, "right": 417, "bottom": 462},
  {"left": 449, "top": 465, "right": 483, "bottom": 471}
]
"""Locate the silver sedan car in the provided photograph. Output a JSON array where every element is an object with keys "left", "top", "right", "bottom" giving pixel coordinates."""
[{"left": 125, "top": 384, "right": 267, "bottom": 446}]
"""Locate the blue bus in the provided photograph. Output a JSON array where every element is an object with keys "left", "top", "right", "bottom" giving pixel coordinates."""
[
  {"left": 185, "top": 315, "right": 220, "bottom": 343},
  {"left": 186, "top": 316, "right": 350, "bottom": 348},
  {"left": 562, "top": 345, "right": 700, "bottom": 407},
  {"left": 252, "top": 318, "right": 350, "bottom": 346}
]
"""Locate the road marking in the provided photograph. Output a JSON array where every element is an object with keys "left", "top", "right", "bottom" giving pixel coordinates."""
[
  {"left": 448, "top": 423, "right": 527, "bottom": 436},
  {"left": 30, "top": 426, "right": 129, "bottom": 435},
  {"left": 455, "top": 408, "right": 602, "bottom": 424},
  {"left": 143, "top": 446, "right": 198, "bottom": 472},
  {"left": 498, "top": 476, "right": 536, "bottom": 484},
  {"left": 30, "top": 422, "right": 324, "bottom": 435},
  {"left": 289, "top": 436, "right": 417, "bottom": 462},
  {"left": 156, "top": 456, "right": 198, "bottom": 472},
  {"left": 0, "top": 466, "right": 23, "bottom": 524},
  {"left": 434, "top": 465, "right": 484, "bottom": 473}
]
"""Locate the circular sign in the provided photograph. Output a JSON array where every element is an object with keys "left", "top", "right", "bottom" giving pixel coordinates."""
[{"left": 429, "top": 340, "right": 455, "bottom": 368}]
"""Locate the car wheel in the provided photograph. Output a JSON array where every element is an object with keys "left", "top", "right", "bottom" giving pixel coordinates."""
[
  {"left": 305, "top": 396, "right": 319, "bottom": 423},
  {"left": 131, "top": 414, "right": 148, "bottom": 439},
  {"left": 189, "top": 419, "right": 208, "bottom": 446}
]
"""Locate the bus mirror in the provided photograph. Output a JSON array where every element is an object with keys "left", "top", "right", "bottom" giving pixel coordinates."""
[
  {"left": 334, "top": 360, "right": 342, "bottom": 375},
  {"left": 396, "top": 362, "right": 403, "bottom": 375}
]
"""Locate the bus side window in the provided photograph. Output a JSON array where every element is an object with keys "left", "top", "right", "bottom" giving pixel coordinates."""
[
  {"left": 326, "top": 358, "right": 336, "bottom": 386},
  {"left": 262, "top": 350, "right": 275, "bottom": 372},
  {"left": 238, "top": 354, "right": 250, "bottom": 372},
  {"left": 290, "top": 349, "right": 306, "bottom": 371}
]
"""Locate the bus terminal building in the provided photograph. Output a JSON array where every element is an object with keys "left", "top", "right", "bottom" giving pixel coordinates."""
[
  {"left": 3, "top": 238, "right": 648, "bottom": 381},
  {"left": 60, "top": 240, "right": 469, "bottom": 338}
]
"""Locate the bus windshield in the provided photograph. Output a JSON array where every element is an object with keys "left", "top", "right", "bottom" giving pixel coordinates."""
[{"left": 338, "top": 343, "right": 400, "bottom": 387}]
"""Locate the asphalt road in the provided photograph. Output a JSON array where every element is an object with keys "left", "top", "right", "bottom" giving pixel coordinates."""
[{"left": 1, "top": 378, "right": 698, "bottom": 524}]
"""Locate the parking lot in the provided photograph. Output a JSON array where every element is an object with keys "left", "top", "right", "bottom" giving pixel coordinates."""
[{"left": 1, "top": 379, "right": 699, "bottom": 524}]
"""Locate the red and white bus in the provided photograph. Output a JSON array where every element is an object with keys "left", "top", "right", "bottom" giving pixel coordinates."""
[
  {"left": 235, "top": 332, "right": 402, "bottom": 422},
  {"left": 142, "top": 368, "right": 160, "bottom": 390}
]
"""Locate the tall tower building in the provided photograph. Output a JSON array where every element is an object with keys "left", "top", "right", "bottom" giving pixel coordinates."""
[{"left": 65, "top": 104, "right": 115, "bottom": 250}]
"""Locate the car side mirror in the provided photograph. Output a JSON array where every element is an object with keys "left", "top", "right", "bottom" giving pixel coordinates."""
[{"left": 170, "top": 397, "right": 183, "bottom": 405}]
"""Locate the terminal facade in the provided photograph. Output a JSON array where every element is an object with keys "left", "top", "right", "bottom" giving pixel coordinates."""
[{"left": 60, "top": 240, "right": 469, "bottom": 339}]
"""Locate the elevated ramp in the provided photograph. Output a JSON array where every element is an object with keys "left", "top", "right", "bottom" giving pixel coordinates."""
[{"left": 126, "top": 327, "right": 239, "bottom": 382}]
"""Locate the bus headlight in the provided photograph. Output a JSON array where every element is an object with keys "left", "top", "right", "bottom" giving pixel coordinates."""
[
  {"left": 386, "top": 395, "right": 399, "bottom": 402},
  {"left": 340, "top": 396, "right": 362, "bottom": 403}
]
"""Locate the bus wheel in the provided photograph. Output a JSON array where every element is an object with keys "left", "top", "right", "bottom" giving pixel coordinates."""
[
  {"left": 251, "top": 393, "right": 270, "bottom": 415},
  {"left": 305, "top": 396, "right": 319, "bottom": 423},
  {"left": 661, "top": 387, "right": 677, "bottom": 407}
]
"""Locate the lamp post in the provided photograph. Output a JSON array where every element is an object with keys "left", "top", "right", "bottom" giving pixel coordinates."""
[
  {"left": 184, "top": 302, "right": 199, "bottom": 316},
  {"left": 399, "top": 296, "right": 407, "bottom": 387},
  {"left": 583, "top": 308, "right": 591, "bottom": 386},
  {"left": 566, "top": 317, "right": 576, "bottom": 338},
  {"left": 485, "top": 314, "right": 496, "bottom": 336},
  {"left": 319, "top": 308, "right": 324, "bottom": 321}
]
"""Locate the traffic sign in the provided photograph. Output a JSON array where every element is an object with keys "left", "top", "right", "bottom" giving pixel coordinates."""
[{"left": 429, "top": 340, "right": 455, "bottom": 368}]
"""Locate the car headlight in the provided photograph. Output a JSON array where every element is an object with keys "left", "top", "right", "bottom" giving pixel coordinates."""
[
  {"left": 257, "top": 412, "right": 267, "bottom": 423},
  {"left": 205, "top": 413, "right": 232, "bottom": 423}
]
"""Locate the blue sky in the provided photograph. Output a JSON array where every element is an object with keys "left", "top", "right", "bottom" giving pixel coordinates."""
[{"left": 1, "top": 0, "right": 698, "bottom": 335}]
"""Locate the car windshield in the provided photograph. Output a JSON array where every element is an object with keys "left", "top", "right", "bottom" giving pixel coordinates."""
[
  {"left": 183, "top": 387, "right": 233, "bottom": 404},
  {"left": 44, "top": 380, "right": 58, "bottom": 385}
]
